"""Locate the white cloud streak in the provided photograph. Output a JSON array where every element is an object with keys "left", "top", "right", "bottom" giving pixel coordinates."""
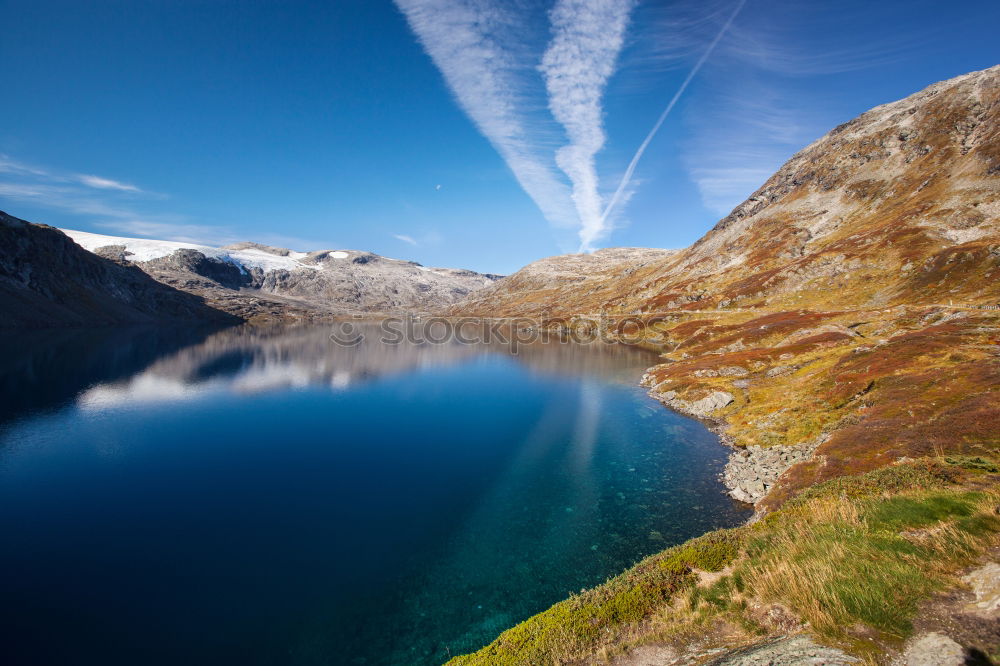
[
  {"left": 393, "top": 233, "right": 418, "bottom": 245},
  {"left": 0, "top": 154, "right": 234, "bottom": 245},
  {"left": 394, "top": 0, "right": 577, "bottom": 232},
  {"left": 540, "top": 0, "right": 636, "bottom": 252},
  {"left": 77, "top": 174, "right": 141, "bottom": 192},
  {"left": 1, "top": 155, "right": 144, "bottom": 193},
  {"left": 600, "top": 0, "right": 745, "bottom": 227}
]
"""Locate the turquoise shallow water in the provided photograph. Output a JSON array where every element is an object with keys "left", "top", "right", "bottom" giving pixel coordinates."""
[{"left": 0, "top": 325, "right": 749, "bottom": 665}]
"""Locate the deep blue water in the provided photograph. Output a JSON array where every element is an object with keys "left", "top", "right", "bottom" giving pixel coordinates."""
[{"left": 0, "top": 325, "right": 749, "bottom": 665}]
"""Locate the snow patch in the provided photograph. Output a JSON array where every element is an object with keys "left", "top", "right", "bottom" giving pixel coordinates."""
[
  {"left": 61, "top": 228, "right": 319, "bottom": 273},
  {"left": 62, "top": 229, "right": 220, "bottom": 262}
]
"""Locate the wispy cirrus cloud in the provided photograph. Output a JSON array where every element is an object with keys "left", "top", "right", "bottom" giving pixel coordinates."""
[
  {"left": 674, "top": 0, "right": 932, "bottom": 216},
  {"left": 540, "top": 0, "right": 635, "bottom": 251},
  {"left": 394, "top": 0, "right": 577, "bottom": 235},
  {"left": 393, "top": 233, "right": 418, "bottom": 246},
  {"left": 394, "top": 0, "right": 640, "bottom": 252},
  {"left": 0, "top": 154, "right": 236, "bottom": 245},
  {"left": 76, "top": 174, "right": 141, "bottom": 192},
  {"left": 684, "top": 88, "right": 814, "bottom": 214},
  {"left": 1, "top": 154, "right": 145, "bottom": 193}
]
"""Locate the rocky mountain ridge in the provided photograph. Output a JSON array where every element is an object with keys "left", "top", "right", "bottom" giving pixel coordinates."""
[
  {"left": 0, "top": 211, "right": 239, "bottom": 328},
  {"left": 63, "top": 229, "right": 502, "bottom": 323}
]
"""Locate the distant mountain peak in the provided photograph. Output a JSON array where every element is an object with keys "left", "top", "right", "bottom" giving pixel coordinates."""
[{"left": 59, "top": 228, "right": 501, "bottom": 322}]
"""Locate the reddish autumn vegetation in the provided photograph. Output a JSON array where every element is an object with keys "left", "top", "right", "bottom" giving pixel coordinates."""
[
  {"left": 447, "top": 66, "right": 1000, "bottom": 666},
  {"left": 449, "top": 65, "right": 1000, "bottom": 511}
]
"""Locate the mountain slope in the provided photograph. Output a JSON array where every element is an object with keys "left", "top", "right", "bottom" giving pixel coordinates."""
[
  {"left": 0, "top": 212, "right": 240, "bottom": 328},
  {"left": 452, "top": 247, "right": 678, "bottom": 316},
  {"left": 457, "top": 65, "right": 999, "bottom": 317},
  {"left": 64, "top": 229, "right": 501, "bottom": 321},
  {"left": 448, "top": 67, "right": 1000, "bottom": 665}
]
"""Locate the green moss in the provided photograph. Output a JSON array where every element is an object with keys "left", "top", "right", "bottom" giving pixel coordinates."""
[
  {"left": 944, "top": 455, "right": 1000, "bottom": 473},
  {"left": 865, "top": 493, "right": 976, "bottom": 531},
  {"left": 660, "top": 529, "right": 743, "bottom": 573}
]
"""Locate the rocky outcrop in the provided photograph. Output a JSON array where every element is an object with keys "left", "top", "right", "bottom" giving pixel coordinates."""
[
  {"left": 963, "top": 562, "right": 1000, "bottom": 614},
  {"left": 0, "top": 211, "right": 240, "bottom": 328},
  {"left": 897, "top": 633, "right": 967, "bottom": 666},
  {"left": 651, "top": 388, "right": 735, "bottom": 419},
  {"left": 723, "top": 441, "right": 821, "bottom": 504},
  {"left": 140, "top": 248, "right": 250, "bottom": 289},
  {"left": 709, "top": 635, "right": 859, "bottom": 665}
]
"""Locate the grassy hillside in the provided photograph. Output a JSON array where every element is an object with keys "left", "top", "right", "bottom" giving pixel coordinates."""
[
  {"left": 449, "top": 460, "right": 999, "bottom": 664},
  {"left": 446, "top": 66, "right": 1000, "bottom": 663}
]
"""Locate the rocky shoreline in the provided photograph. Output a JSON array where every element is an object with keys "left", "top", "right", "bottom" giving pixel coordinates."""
[
  {"left": 640, "top": 371, "right": 821, "bottom": 509},
  {"left": 722, "top": 439, "right": 823, "bottom": 505}
]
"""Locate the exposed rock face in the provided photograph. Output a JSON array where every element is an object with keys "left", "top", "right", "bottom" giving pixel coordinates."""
[
  {"left": 141, "top": 248, "right": 249, "bottom": 289},
  {"left": 0, "top": 211, "right": 240, "bottom": 328},
  {"left": 251, "top": 248, "right": 501, "bottom": 313},
  {"left": 62, "top": 229, "right": 502, "bottom": 322},
  {"left": 963, "top": 562, "right": 1000, "bottom": 614},
  {"left": 898, "top": 633, "right": 966, "bottom": 666}
]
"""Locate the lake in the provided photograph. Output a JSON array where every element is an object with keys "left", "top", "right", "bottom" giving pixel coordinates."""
[{"left": 0, "top": 323, "right": 750, "bottom": 665}]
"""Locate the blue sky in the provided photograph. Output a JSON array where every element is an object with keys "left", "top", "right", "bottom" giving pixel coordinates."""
[{"left": 1, "top": 0, "right": 997, "bottom": 274}]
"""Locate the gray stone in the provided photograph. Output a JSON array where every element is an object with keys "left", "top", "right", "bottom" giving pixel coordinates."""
[
  {"left": 722, "top": 438, "right": 823, "bottom": 504},
  {"left": 651, "top": 389, "right": 734, "bottom": 419},
  {"left": 963, "top": 562, "right": 1000, "bottom": 613},
  {"left": 900, "top": 632, "right": 964, "bottom": 666},
  {"left": 687, "top": 391, "right": 735, "bottom": 417},
  {"left": 712, "top": 634, "right": 859, "bottom": 664}
]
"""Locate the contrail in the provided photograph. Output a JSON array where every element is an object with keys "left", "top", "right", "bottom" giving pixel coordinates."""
[
  {"left": 599, "top": 0, "right": 747, "bottom": 233},
  {"left": 394, "top": 0, "right": 578, "bottom": 231},
  {"left": 541, "top": 0, "right": 636, "bottom": 252}
]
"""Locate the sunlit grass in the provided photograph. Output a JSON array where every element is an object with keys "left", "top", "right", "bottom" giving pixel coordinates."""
[{"left": 449, "top": 460, "right": 1000, "bottom": 665}]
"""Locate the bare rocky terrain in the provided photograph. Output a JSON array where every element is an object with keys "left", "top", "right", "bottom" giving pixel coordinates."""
[
  {"left": 63, "top": 230, "right": 502, "bottom": 324},
  {"left": 0, "top": 211, "right": 240, "bottom": 327}
]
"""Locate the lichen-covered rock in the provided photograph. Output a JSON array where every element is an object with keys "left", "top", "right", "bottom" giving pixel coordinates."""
[{"left": 899, "top": 633, "right": 965, "bottom": 666}]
